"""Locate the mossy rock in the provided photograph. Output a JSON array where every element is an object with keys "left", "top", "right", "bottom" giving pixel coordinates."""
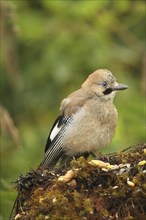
[{"left": 11, "top": 144, "right": 146, "bottom": 220}]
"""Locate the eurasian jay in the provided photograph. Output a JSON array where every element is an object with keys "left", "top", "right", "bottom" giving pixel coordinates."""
[{"left": 40, "top": 69, "right": 128, "bottom": 168}]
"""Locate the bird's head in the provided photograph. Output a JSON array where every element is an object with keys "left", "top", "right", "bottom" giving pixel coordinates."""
[{"left": 82, "top": 69, "right": 128, "bottom": 100}]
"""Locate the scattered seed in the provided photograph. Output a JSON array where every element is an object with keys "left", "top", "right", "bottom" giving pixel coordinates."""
[
  {"left": 138, "top": 160, "right": 146, "bottom": 166},
  {"left": 14, "top": 214, "right": 21, "bottom": 220},
  {"left": 58, "top": 170, "right": 75, "bottom": 183},
  {"left": 101, "top": 168, "right": 108, "bottom": 172},
  {"left": 58, "top": 176, "right": 64, "bottom": 181},
  {"left": 89, "top": 160, "right": 110, "bottom": 168},
  {"left": 67, "top": 179, "right": 77, "bottom": 187},
  {"left": 52, "top": 197, "right": 57, "bottom": 203},
  {"left": 112, "top": 185, "right": 119, "bottom": 189},
  {"left": 127, "top": 178, "right": 135, "bottom": 187}
]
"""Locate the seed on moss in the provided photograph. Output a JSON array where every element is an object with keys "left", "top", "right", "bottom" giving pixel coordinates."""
[
  {"left": 127, "top": 178, "right": 135, "bottom": 187},
  {"left": 58, "top": 170, "right": 75, "bottom": 183},
  {"left": 52, "top": 197, "right": 57, "bottom": 203},
  {"left": 112, "top": 185, "right": 119, "bottom": 189},
  {"left": 138, "top": 160, "right": 146, "bottom": 166},
  {"left": 14, "top": 214, "right": 21, "bottom": 219},
  {"left": 89, "top": 160, "right": 110, "bottom": 168},
  {"left": 67, "top": 179, "right": 77, "bottom": 187},
  {"left": 64, "top": 170, "right": 75, "bottom": 182},
  {"left": 106, "top": 164, "right": 119, "bottom": 170},
  {"left": 101, "top": 168, "right": 108, "bottom": 172},
  {"left": 58, "top": 176, "right": 64, "bottom": 181},
  {"left": 39, "top": 197, "right": 44, "bottom": 203}
]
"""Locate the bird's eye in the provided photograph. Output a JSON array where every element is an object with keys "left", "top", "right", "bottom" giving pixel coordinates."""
[{"left": 101, "top": 81, "right": 108, "bottom": 87}]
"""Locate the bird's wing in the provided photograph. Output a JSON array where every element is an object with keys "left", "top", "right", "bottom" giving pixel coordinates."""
[
  {"left": 41, "top": 115, "right": 73, "bottom": 167},
  {"left": 60, "top": 91, "right": 87, "bottom": 116},
  {"left": 41, "top": 93, "right": 86, "bottom": 168}
]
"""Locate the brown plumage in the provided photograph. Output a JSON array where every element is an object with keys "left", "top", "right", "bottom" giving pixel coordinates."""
[{"left": 40, "top": 69, "right": 128, "bottom": 168}]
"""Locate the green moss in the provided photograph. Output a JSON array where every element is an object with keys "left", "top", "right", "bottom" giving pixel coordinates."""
[{"left": 10, "top": 144, "right": 146, "bottom": 220}]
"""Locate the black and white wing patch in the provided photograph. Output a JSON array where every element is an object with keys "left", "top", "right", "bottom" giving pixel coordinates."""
[{"left": 41, "top": 115, "right": 73, "bottom": 168}]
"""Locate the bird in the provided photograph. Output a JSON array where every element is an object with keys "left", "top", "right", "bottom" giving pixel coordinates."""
[{"left": 40, "top": 69, "right": 128, "bottom": 169}]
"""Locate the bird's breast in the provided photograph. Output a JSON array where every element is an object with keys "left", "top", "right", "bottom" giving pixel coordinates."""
[{"left": 63, "top": 101, "right": 118, "bottom": 156}]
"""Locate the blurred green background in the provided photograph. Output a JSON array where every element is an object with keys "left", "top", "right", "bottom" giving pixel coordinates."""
[{"left": 0, "top": 0, "right": 145, "bottom": 219}]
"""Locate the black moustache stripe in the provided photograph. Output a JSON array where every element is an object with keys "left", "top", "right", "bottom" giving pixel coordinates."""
[{"left": 103, "top": 88, "right": 113, "bottom": 95}]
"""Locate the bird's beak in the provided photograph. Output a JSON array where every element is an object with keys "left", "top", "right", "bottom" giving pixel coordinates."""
[{"left": 112, "top": 83, "right": 128, "bottom": 91}]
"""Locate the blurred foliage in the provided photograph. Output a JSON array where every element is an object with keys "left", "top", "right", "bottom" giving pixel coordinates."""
[{"left": 0, "top": 0, "right": 145, "bottom": 219}]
